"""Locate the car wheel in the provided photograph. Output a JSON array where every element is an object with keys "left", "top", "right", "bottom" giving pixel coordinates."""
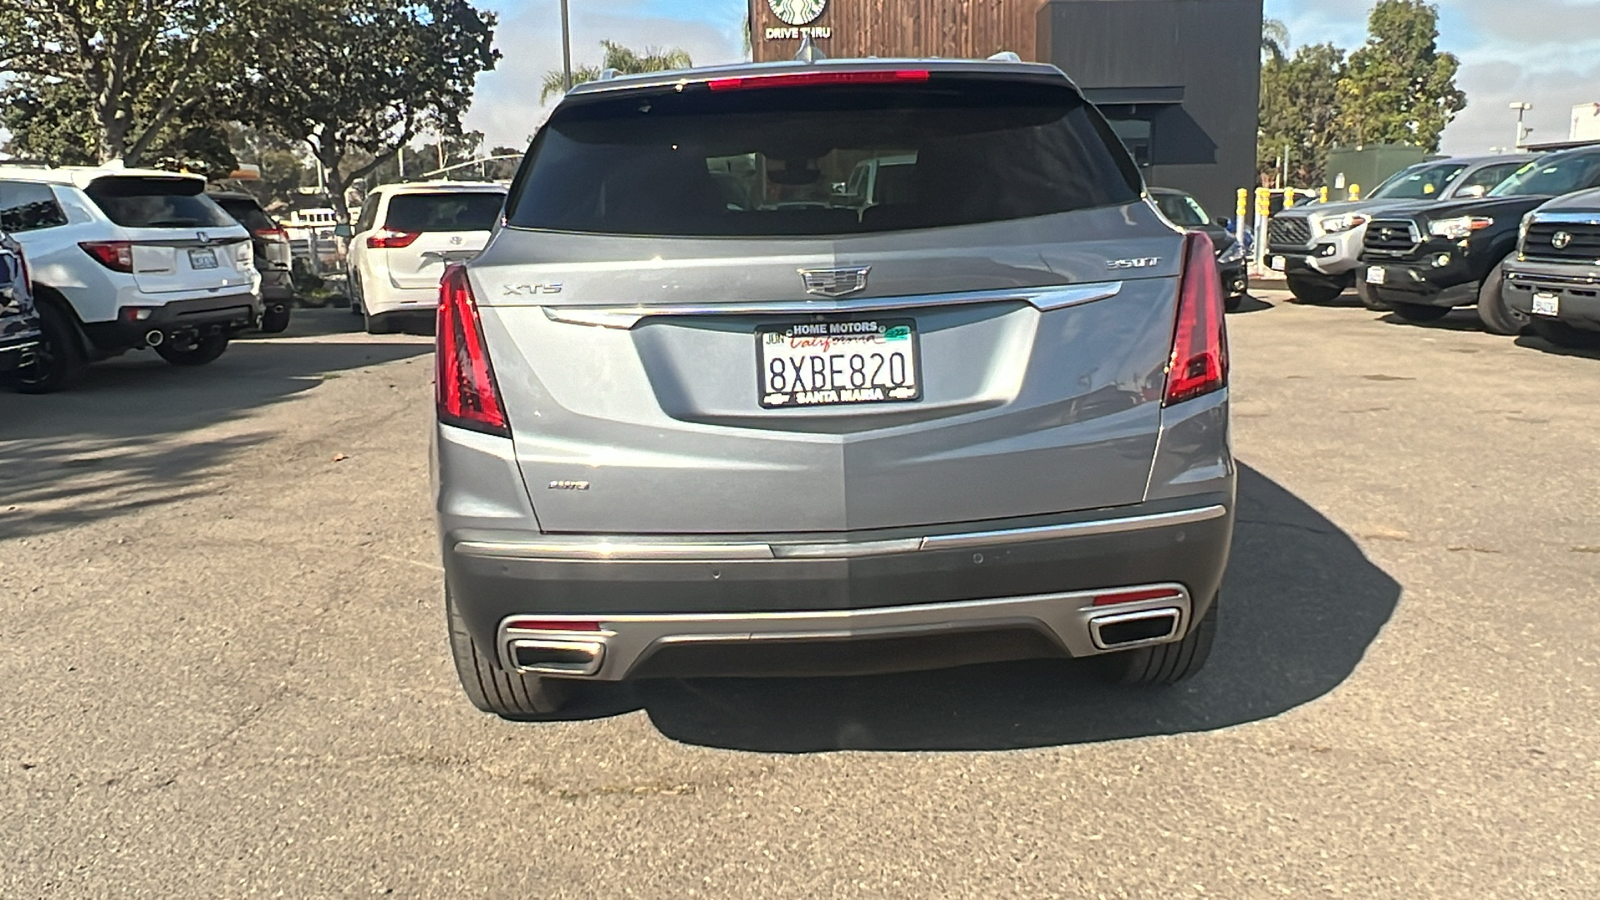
[
  {"left": 1531, "top": 319, "right": 1600, "bottom": 349},
  {"left": 446, "top": 589, "right": 572, "bottom": 717},
  {"left": 1476, "top": 263, "right": 1528, "bottom": 336},
  {"left": 260, "top": 306, "right": 292, "bottom": 334},
  {"left": 1101, "top": 593, "right": 1217, "bottom": 685},
  {"left": 364, "top": 310, "right": 397, "bottom": 335},
  {"left": 1389, "top": 301, "right": 1452, "bottom": 324},
  {"left": 12, "top": 300, "right": 87, "bottom": 394},
  {"left": 155, "top": 334, "right": 230, "bottom": 366},
  {"left": 1354, "top": 279, "right": 1391, "bottom": 311},
  {"left": 1285, "top": 274, "right": 1344, "bottom": 305}
]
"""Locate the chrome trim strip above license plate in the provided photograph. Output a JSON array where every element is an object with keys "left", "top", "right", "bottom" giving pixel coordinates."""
[{"left": 542, "top": 281, "right": 1124, "bottom": 329}]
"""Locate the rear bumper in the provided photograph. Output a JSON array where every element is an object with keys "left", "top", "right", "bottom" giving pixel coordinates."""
[
  {"left": 0, "top": 332, "right": 41, "bottom": 373},
  {"left": 86, "top": 292, "right": 259, "bottom": 351},
  {"left": 1504, "top": 263, "right": 1600, "bottom": 329},
  {"left": 259, "top": 268, "right": 295, "bottom": 305},
  {"left": 444, "top": 499, "right": 1233, "bottom": 680},
  {"left": 364, "top": 278, "right": 439, "bottom": 317}
]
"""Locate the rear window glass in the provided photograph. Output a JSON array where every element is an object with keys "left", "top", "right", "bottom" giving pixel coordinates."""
[
  {"left": 506, "top": 77, "right": 1141, "bottom": 237},
  {"left": 86, "top": 177, "right": 237, "bottom": 229},
  {"left": 214, "top": 197, "right": 277, "bottom": 232},
  {"left": 1153, "top": 192, "right": 1209, "bottom": 227},
  {"left": 0, "top": 181, "right": 70, "bottom": 233},
  {"left": 383, "top": 192, "right": 506, "bottom": 233}
]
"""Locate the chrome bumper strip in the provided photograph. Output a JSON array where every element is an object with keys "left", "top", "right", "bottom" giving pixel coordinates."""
[{"left": 455, "top": 504, "right": 1227, "bottom": 563}]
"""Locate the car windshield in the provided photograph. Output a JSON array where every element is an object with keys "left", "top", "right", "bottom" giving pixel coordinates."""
[
  {"left": 85, "top": 176, "right": 238, "bottom": 229},
  {"left": 1489, "top": 152, "right": 1600, "bottom": 197},
  {"left": 1369, "top": 163, "right": 1466, "bottom": 199},
  {"left": 383, "top": 192, "right": 506, "bottom": 233},
  {"left": 1152, "top": 192, "right": 1209, "bottom": 227},
  {"left": 506, "top": 77, "right": 1140, "bottom": 237}
]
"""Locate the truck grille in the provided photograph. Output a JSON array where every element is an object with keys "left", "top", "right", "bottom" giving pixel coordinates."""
[
  {"left": 1363, "top": 219, "right": 1421, "bottom": 257},
  {"left": 1523, "top": 223, "right": 1600, "bottom": 262},
  {"left": 1267, "top": 217, "right": 1312, "bottom": 249}
]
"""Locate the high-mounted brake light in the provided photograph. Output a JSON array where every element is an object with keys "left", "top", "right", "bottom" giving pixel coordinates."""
[
  {"left": 367, "top": 228, "right": 420, "bottom": 249},
  {"left": 436, "top": 264, "right": 509, "bottom": 436},
  {"left": 1163, "top": 231, "right": 1229, "bottom": 407},
  {"left": 80, "top": 241, "right": 135, "bottom": 273},
  {"left": 707, "top": 70, "right": 931, "bottom": 91}
]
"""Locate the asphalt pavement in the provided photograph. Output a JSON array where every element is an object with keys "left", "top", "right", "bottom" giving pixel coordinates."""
[{"left": 2, "top": 294, "right": 1597, "bottom": 898}]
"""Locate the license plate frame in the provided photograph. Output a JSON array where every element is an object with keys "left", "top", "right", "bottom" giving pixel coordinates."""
[
  {"left": 1532, "top": 291, "right": 1560, "bottom": 317},
  {"left": 756, "top": 317, "right": 922, "bottom": 409},
  {"left": 1366, "top": 266, "right": 1386, "bottom": 285},
  {"left": 188, "top": 248, "right": 219, "bottom": 270},
  {"left": 1269, "top": 256, "right": 1286, "bottom": 272}
]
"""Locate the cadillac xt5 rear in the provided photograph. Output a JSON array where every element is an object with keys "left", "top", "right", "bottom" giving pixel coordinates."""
[{"left": 432, "top": 58, "right": 1234, "bottom": 716}]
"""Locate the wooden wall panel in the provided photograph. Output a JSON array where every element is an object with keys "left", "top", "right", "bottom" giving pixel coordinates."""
[{"left": 750, "top": 0, "right": 1042, "bottom": 64}]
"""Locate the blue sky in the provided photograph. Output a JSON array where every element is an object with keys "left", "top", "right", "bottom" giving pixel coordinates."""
[{"left": 465, "top": 0, "right": 1600, "bottom": 154}]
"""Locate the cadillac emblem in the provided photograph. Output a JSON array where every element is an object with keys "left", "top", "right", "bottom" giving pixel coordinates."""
[
  {"left": 799, "top": 266, "right": 870, "bottom": 298},
  {"left": 769, "top": 0, "right": 827, "bottom": 26},
  {"left": 1552, "top": 231, "right": 1573, "bottom": 250}
]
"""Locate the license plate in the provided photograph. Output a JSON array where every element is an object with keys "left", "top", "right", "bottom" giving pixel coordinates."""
[
  {"left": 1532, "top": 291, "right": 1560, "bottom": 317},
  {"left": 1366, "top": 266, "right": 1386, "bottom": 285},
  {"left": 757, "top": 318, "right": 920, "bottom": 408},
  {"left": 189, "top": 248, "right": 218, "bottom": 270},
  {"left": 1269, "top": 256, "right": 1286, "bottom": 271}
]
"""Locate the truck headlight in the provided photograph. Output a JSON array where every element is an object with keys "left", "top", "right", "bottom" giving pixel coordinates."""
[
  {"left": 1427, "top": 216, "right": 1494, "bottom": 240},
  {"left": 1216, "top": 239, "right": 1245, "bottom": 264},
  {"left": 1319, "top": 213, "right": 1369, "bottom": 234}
]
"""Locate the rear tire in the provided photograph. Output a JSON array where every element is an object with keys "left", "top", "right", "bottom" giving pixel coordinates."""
[
  {"left": 155, "top": 334, "right": 229, "bottom": 366},
  {"left": 1101, "top": 594, "right": 1217, "bottom": 685},
  {"left": 364, "top": 310, "right": 397, "bottom": 335},
  {"left": 260, "top": 306, "right": 292, "bottom": 334},
  {"left": 1285, "top": 274, "right": 1344, "bottom": 305},
  {"left": 1355, "top": 278, "right": 1391, "bottom": 311},
  {"left": 1531, "top": 319, "right": 1600, "bottom": 349},
  {"left": 446, "top": 590, "right": 572, "bottom": 717},
  {"left": 1476, "top": 262, "right": 1527, "bottom": 335},
  {"left": 1390, "top": 301, "right": 1451, "bottom": 324},
  {"left": 12, "top": 299, "right": 87, "bottom": 394}
]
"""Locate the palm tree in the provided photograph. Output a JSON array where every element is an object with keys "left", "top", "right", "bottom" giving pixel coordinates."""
[
  {"left": 1262, "top": 18, "right": 1290, "bottom": 63},
  {"left": 541, "top": 41, "right": 694, "bottom": 103}
]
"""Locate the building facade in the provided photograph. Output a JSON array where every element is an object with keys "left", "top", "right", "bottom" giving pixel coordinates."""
[{"left": 748, "top": 0, "right": 1262, "bottom": 219}]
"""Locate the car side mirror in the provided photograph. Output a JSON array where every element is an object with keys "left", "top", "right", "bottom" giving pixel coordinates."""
[
  {"left": 1215, "top": 217, "right": 1231, "bottom": 228},
  {"left": 332, "top": 223, "right": 354, "bottom": 239},
  {"left": 1457, "top": 185, "right": 1487, "bottom": 199}
]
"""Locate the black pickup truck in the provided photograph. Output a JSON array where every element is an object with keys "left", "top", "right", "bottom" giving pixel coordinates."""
[{"left": 1360, "top": 146, "right": 1600, "bottom": 334}]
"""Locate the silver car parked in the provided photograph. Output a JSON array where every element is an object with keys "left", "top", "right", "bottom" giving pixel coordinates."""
[{"left": 434, "top": 58, "right": 1235, "bottom": 716}]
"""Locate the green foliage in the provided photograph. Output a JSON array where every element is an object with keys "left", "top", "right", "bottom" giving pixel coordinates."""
[
  {"left": 540, "top": 41, "right": 694, "bottom": 104},
  {"left": 236, "top": 0, "right": 501, "bottom": 218},
  {"left": 1262, "top": 18, "right": 1291, "bottom": 63},
  {"left": 1258, "top": 43, "right": 1350, "bottom": 186},
  {"left": 0, "top": 0, "right": 265, "bottom": 165},
  {"left": 1337, "top": 0, "right": 1466, "bottom": 151},
  {"left": 1, "top": 79, "right": 237, "bottom": 174}
]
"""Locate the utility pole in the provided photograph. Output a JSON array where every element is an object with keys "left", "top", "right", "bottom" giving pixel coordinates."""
[
  {"left": 1510, "top": 102, "right": 1533, "bottom": 148},
  {"left": 561, "top": 0, "right": 573, "bottom": 92}
]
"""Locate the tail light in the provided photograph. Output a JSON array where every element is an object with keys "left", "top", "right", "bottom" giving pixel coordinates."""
[
  {"left": 367, "top": 229, "right": 419, "bottom": 249},
  {"left": 80, "top": 241, "right": 135, "bottom": 273},
  {"left": 436, "top": 264, "right": 508, "bottom": 436},
  {"left": 707, "top": 70, "right": 930, "bottom": 91},
  {"left": 1163, "top": 231, "right": 1229, "bottom": 407},
  {"left": 254, "top": 227, "right": 289, "bottom": 243}
]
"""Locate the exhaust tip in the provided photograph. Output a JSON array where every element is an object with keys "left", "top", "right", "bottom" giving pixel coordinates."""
[
  {"left": 1090, "top": 608, "right": 1182, "bottom": 650},
  {"left": 144, "top": 329, "right": 164, "bottom": 347},
  {"left": 508, "top": 638, "right": 605, "bottom": 677}
]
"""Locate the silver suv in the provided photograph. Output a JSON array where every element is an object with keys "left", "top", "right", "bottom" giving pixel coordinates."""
[{"left": 434, "top": 59, "right": 1236, "bottom": 716}]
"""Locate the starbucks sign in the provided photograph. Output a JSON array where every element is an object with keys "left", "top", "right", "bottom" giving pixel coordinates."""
[{"left": 768, "top": 0, "right": 827, "bottom": 27}]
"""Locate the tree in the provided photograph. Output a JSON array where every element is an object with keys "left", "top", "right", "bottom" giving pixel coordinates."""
[
  {"left": 1258, "top": 43, "right": 1349, "bottom": 186},
  {"left": 540, "top": 41, "right": 693, "bottom": 104},
  {"left": 236, "top": 0, "right": 500, "bottom": 220},
  {"left": 1337, "top": 0, "right": 1465, "bottom": 151},
  {"left": 0, "top": 78, "right": 237, "bottom": 174},
  {"left": 1262, "top": 18, "right": 1290, "bottom": 63},
  {"left": 0, "top": 0, "right": 263, "bottom": 165}
]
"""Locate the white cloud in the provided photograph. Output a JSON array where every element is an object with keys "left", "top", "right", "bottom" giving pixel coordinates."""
[{"left": 463, "top": 0, "right": 747, "bottom": 151}]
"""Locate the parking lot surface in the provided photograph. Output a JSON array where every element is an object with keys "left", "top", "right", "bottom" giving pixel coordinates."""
[{"left": 2, "top": 294, "right": 1597, "bottom": 898}]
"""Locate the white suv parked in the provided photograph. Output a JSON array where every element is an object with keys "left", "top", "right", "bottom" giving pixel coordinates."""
[
  {"left": 0, "top": 165, "right": 260, "bottom": 387},
  {"left": 344, "top": 182, "right": 506, "bottom": 334}
]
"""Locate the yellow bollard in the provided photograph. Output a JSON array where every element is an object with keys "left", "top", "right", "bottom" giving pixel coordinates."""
[
  {"left": 1236, "top": 188, "right": 1248, "bottom": 224},
  {"left": 1320, "top": 186, "right": 1330, "bottom": 204},
  {"left": 1349, "top": 183, "right": 1361, "bottom": 202},
  {"left": 1285, "top": 188, "right": 1296, "bottom": 208}
]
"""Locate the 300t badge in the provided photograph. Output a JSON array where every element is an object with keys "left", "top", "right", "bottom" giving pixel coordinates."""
[{"left": 758, "top": 318, "right": 921, "bottom": 408}]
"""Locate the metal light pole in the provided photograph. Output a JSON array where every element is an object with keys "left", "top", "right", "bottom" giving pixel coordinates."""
[
  {"left": 1510, "top": 102, "right": 1532, "bottom": 148},
  {"left": 561, "top": 0, "right": 573, "bottom": 92}
]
